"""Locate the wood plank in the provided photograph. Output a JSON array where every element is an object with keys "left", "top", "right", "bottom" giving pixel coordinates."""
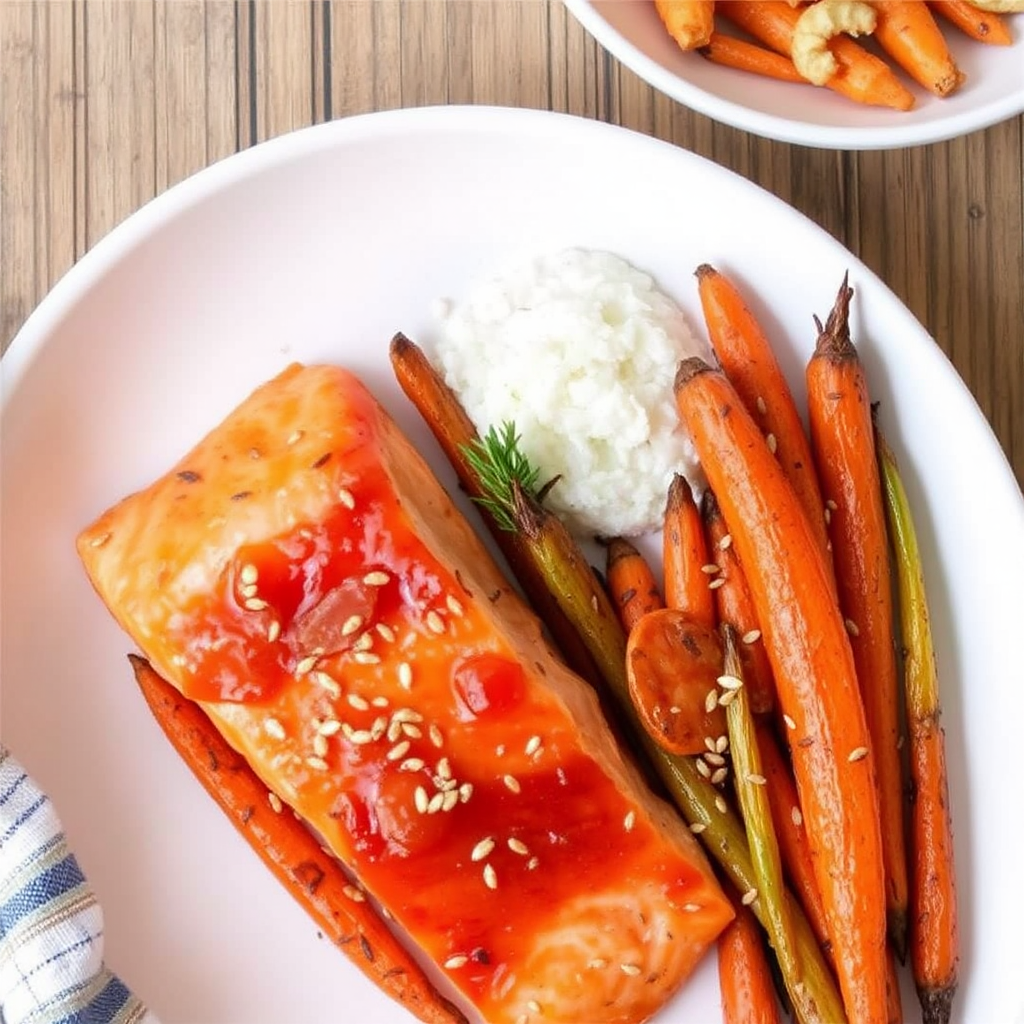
[
  {"left": 204, "top": 1, "right": 240, "bottom": 163},
  {"left": 327, "top": 0, "right": 402, "bottom": 116},
  {"left": 399, "top": 0, "right": 449, "bottom": 107},
  {"left": 253, "top": 0, "right": 315, "bottom": 142}
]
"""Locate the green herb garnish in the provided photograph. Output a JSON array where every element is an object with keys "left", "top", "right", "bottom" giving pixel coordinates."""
[{"left": 462, "top": 421, "right": 543, "bottom": 532}]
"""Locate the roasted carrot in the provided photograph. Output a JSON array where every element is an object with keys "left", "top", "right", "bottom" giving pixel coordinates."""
[
  {"left": 703, "top": 490, "right": 776, "bottom": 715},
  {"left": 695, "top": 264, "right": 833, "bottom": 580},
  {"left": 655, "top": 0, "right": 716, "bottom": 50},
  {"left": 606, "top": 536, "right": 663, "bottom": 633},
  {"left": 718, "top": 903, "right": 784, "bottom": 1024},
  {"left": 129, "top": 654, "right": 467, "bottom": 1024},
  {"left": 717, "top": 1, "right": 916, "bottom": 110},
  {"left": 877, "top": 428, "right": 959, "bottom": 1024},
  {"left": 806, "top": 279, "right": 909, "bottom": 961},
  {"left": 869, "top": 1, "right": 965, "bottom": 96},
  {"left": 698, "top": 31, "right": 808, "bottom": 82},
  {"left": 664, "top": 473, "right": 717, "bottom": 629},
  {"left": 929, "top": 0, "right": 1013, "bottom": 43},
  {"left": 675, "top": 357, "right": 886, "bottom": 1024}
]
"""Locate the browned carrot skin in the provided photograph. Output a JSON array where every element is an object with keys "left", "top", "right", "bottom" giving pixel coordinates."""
[
  {"left": 695, "top": 264, "right": 834, "bottom": 585},
  {"left": 664, "top": 473, "right": 716, "bottom": 629},
  {"left": 718, "top": 903, "right": 784, "bottom": 1024},
  {"left": 129, "top": 654, "right": 468, "bottom": 1024},
  {"left": 869, "top": 1, "right": 965, "bottom": 96},
  {"left": 702, "top": 490, "right": 776, "bottom": 715},
  {"left": 929, "top": 0, "right": 1013, "bottom": 43},
  {"left": 699, "top": 32, "right": 808, "bottom": 83},
  {"left": 675, "top": 357, "right": 886, "bottom": 1024},
  {"left": 606, "top": 536, "right": 664, "bottom": 633},
  {"left": 806, "top": 279, "right": 909, "bottom": 962},
  {"left": 389, "top": 333, "right": 601, "bottom": 686},
  {"left": 877, "top": 428, "right": 959, "bottom": 1024}
]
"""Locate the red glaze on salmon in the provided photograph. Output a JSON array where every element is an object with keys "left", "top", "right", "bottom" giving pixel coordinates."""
[{"left": 78, "top": 364, "right": 732, "bottom": 1024}]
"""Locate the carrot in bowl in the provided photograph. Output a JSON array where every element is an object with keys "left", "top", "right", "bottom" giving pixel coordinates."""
[
  {"left": 656, "top": 0, "right": 716, "bottom": 50},
  {"left": 868, "top": 1, "right": 965, "bottom": 96},
  {"left": 929, "top": 0, "right": 1013, "bottom": 43},
  {"left": 698, "top": 32, "right": 809, "bottom": 83}
]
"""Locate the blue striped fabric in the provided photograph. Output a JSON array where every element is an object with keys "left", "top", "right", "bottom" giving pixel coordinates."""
[{"left": 0, "top": 747, "right": 159, "bottom": 1024}]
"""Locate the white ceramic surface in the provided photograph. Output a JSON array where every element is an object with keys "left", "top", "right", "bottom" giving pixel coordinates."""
[
  {"left": 564, "top": 0, "right": 1024, "bottom": 149},
  {"left": 2, "top": 106, "right": 1023, "bottom": 1024}
]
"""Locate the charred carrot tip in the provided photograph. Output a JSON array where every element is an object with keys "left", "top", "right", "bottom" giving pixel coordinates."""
[
  {"left": 675, "top": 356, "right": 714, "bottom": 391},
  {"left": 891, "top": 907, "right": 908, "bottom": 964},
  {"left": 918, "top": 983, "right": 957, "bottom": 1024},
  {"left": 666, "top": 472, "right": 695, "bottom": 508},
  {"left": 694, "top": 263, "right": 717, "bottom": 280},
  {"left": 390, "top": 331, "right": 413, "bottom": 355},
  {"left": 701, "top": 488, "right": 719, "bottom": 520},
  {"left": 606, "top": 536, "right": 641, "bottom": 566}
]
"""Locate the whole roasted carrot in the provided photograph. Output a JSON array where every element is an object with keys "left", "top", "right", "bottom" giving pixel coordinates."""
[
  {"left": 806, "top": 279, "right": 909, "bottom": 961},
  {"left": 868, "top": 1, "right": 965, "bottom": 96},
  {"left": 718, "top": 902, "right": 784, "bottom": 1024},
  {"left": 877, "top": 428, "right": 959, "bottom": 1024},
  {"left": 717, "top": 0, "right": 916, "bottom": 110},
  {"left": 929, "top": 0, "right": 1013, "bottom": 43},
  {"left": 606, "top": 536, "right": 663, "bottom": 633},
  {"left": 703, "top": 490, "right": 776, "bottom": 715},
  {"left": 663, "top": 473, "right": 717, "bottom": 628},
  {"left": 129, "top": 654, "right": 467, "bottom": 1024},
  {"left": 698, "top": 32, "right": 808, "bottom": 83},
  {"left": 655, "top": 0, "right": 715, "bottom": 50},
  {"left": 675, "top": 357, "right": 887, "bottom": 1024},
  {"left": 695, "top": 264, "right": 833, "bottom": 578}
]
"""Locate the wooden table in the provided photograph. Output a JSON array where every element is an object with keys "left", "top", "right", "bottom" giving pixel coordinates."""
[{"left": 2, "top": 1, "right": 1021, "bottom": 486}]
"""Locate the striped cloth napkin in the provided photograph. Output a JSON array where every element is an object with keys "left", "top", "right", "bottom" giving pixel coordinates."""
[{"left": 0, "top": 746, "right": 158, "bottom": 1024}]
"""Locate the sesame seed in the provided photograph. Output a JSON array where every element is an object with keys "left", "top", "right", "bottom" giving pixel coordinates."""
[
  {"left": 826, "top": 499, "right": 838, "bottom": 511},
  {"left": 591, "top": 594, "right": 599, "bottom": 612},
  {"left": 427, "top": 792, "right": 444, "bottom": 814},
  {"left": 791, "top": 806, "right": 803, "bottom": 826},
  {"left": 471, "top": 837, "right": 496, "bottom": 861},
  {"left": 342, "top": 884, "right": 365, "bottom": 903},
  {"left": 718, "top": 673, "right": 743, "bottom": 690},
  {"left": 483, "top": 863, "right": 498, "bottom": 889},
  {"left": 766, "top": 433, "right": 778, "bottom": 454},
  {"left": 741, "top": 888, "right": 758, "bottom": 906},
  {"left": 338, "top": 488, "right": 355, "bottom": 509},
  {"left": 392, "top": 707, "right": 423, "bottom": 724},
  {"left": 90, "top": 532, "right": 112, "bottom": 548},
  {"left": 295, "top": 654, "right": 318, "bottom": 676},
  {"left": 403, "top": 723, "right": 423, "bottom": 739},
  {"left": 240, "top": 583, "right": 258, "bottom": 599},
  {"left": 715, "top": 795, "right": 728, "bottom": 814},
  {"left": 508, "top": 838, "right": 529, "bottom": 855},
  {"left": 426, "top": 611, "right": 446, "bottom": 635},
  {"left": 783, "top": 714, "right": 797, "bottom": 731},
  {"left": 756, "top": 396, "right": 767, "bottom": 415},
  {"left": 340, "top": 615, "right": 363, "bottom": 637},
  {"left": 845, "top": 618, "right": 860, "bottom": 637},
  {"left": 704, "top": 736, "right": 717, "bottom": 754},
  {"left": 387, "top": 740, "right": 411, "bottom": 762},
  {"left": 682, "top": 903, "right": 702, "bottom": 912},
  {"left": 441, "top": 790, "right": 459, "bottom": 812},
  {"left": 704, "top": 752, "right": 726, "bottom": 767},
  {"left": 669, "top": 705, "right": 682, "bottom": 715},
  {"left": 437, "top": 757, "right": 452, "bottom": 780},
  {"left": 620, "top": 963, "right": 641, "bottom": 977},
  {"left": 318, "top": 719, "right": 341, "bottom": 737},
  {"left": 444, "top": 955, "right": 469, "bottom": 970},
  {"left": 314, "top": 672, "right": 341, "bottom": 698},
  {"left": 823, "top": 507, "right": 832, "bottom": 525},
  {"left": 429, "top": 724, "right": 444, "bottom": 748},
  {"left": 459, "top": 783, "right": 474, "bottom": 803},
  {"left": 741, "top": 629, "right": 762, "bottom": 644},
  {"left": 268, "top": 792, "right": 283, "bottom": 813},
  {"left": 516, "top": 1016, "right": 528, "bottom": 1024},
  {"left": 446, "top": 594, "right": 464, "bottom": 617},
  {"left": 700, "top": 563, "right": 721, "bottom": 575},
  {"left": 371, "top": 695, "right": 389, "bottom": 708},
  {"left": 352, "top": 632, "right": 374, "bottom": 652},
  {"left": 718, "top": 689, "right": 738, "bottom": 707},
  {"left": 347, "top": 693, "right": 370, "bottom": 711},
  {"left": 503, "top": 774, "right": 521, "bottom": 794},
  {"left": 414, "top": 786, "right": 429, "bottom": 813},
  {"left": 244, "top": 597, "right": 269, "bottom": 611},
  {"left": 349, "top": 729, "right": 374, "bottom": 745},
  {"left": 401, "top": 758, "right": 426, "bottom": 772},
  {"left": 263, "top": 718, "right": 286, "bottom": 740},
  {"left": 495, "top": 744, "right": 506, "bottom": 757},
  {"left": 387, "top": 720, "right": 402, "bottom": 742},
  {"left": 525, "top": 735, "right": 542, "bottom": 756},
  {"left": 745, "top": 772, "right": 767, "bottom": 785},
  {"left": 710, "top": 767, "right": 729, "bottom": 785},
  {"left": 716, "top": 735, "right": 729, "bottom": 754},
  {"left": 708, "top": 577, "right": 726, "bottom": 590},
  {"left": 705, "top": 689, "right": 719, "bottom": 713},
  {"left": 363, "top": 571, "right": 390, "bottom": 587},
  {"left": 848, "top": 746, "right": 870, "bottom": 762},
  {"left": 375, "top": 623, "right": 395, "bottom": 643},
  {"left": 370, "top": 716, "right": 387, "bottom": 741},
  {"left": 240, "top": 563, "right": 259, "bottom": 586},
  {"left": 719, "top": 533, "right": 733, "bottom": 551},
  {"left": 397, "top": 662, "right": 413, "bottom": 689},
  {"left": 527, "top": 857, "right": 539, "bottom": 870},
  {"left": 287, "top": 430, "right": 304, "bottom": 445},
  {"left": 588, "top": 958, "right": 608, "bottom": 970},
  {"left": 696, "top": 758, "right": 712, "bottom": 779},
  {"left": 689, "top": 822, "right": 707, "bottom": 834},
  {"left": 267, "top": 620, "right": 281, "bottom": 643},
  {"left": 353, "top": 651, "right": 381, "bottom": 665},
  {"left": 897, "top": 735, "right": 905, "bottom": 750},
  {"left": 306, "top": 756, "right": 328, "bottom": 771},
  {"left": 624, "top": 810, "right": 636, "bottom": 832},
  {"left": 527, "top": 1001, "right": 542, "bottom": 1014},
  {"left": 313, "top": 734, "right": 329, "bottom": 757}
]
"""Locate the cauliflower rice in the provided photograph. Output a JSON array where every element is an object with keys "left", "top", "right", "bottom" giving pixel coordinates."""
[{"left": 433, "top": 249, "right": 712, "bottom": 538}]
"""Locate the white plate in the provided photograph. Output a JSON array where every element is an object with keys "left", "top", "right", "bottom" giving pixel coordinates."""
[
  {"left": 565, "top": 0, "right": 1024, "bottom": 149},
  {"left": 2, "top": 106, "right": 1022, "bottom": 1024}
]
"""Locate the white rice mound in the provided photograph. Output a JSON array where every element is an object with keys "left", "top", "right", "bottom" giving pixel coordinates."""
[{"left": 433, "top": 249, "right": 712, "bottom": 538}]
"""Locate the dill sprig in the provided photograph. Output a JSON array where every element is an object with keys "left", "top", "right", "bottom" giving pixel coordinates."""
[{"left": 462, "top": 421, "right": 543, "bottom": 532}]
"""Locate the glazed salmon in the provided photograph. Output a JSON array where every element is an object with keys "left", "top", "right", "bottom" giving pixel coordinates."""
[{"left": 77, "top": 364, "right": 732, "bottom": 1024}]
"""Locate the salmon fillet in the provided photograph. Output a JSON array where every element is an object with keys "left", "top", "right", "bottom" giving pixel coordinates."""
[{"left": 77, "top": 363, "right": 732, "bottom": 1024}]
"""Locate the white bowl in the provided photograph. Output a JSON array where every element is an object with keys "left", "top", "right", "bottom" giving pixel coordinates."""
[
  {"left": 565, "top": 0, "right": 1024, "bottom": 149},
  {"left": 2, "top": 107, "right": 1023, "bottom": 1023}
]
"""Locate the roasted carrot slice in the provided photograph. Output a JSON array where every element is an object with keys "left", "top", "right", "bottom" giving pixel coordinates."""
[
  {"left": 929, "top": 0, "right": 1013, "bottom": 43},
  {"left": 606, "top": 536, "right": 664, "bottom": 633},
  {"left": 717, "top": 0, "right": 917, "bottom": 110},
  {"left": 695, "top": 264, "right": 833, "bottom": 580},
  {"left": 718, "top": 902, "right": 784, "bottom": 1024},
  {"left": 655, "top": 0, "right": 716, "bottom": 50},
  {"left": 664, "top": 473, "right": 717, "bottom": 629},
  {"left": 675, "top": 357, "right": 886, "bottom": 1024},
  {"left": 877, "top": 428, "right": 959, "bottom": 1024},
  {"left": 703, "top": 490, "right": 776, "bottom": 715},
  {"left": 699, "top": 31, "right": 808, "bottom": 83},
  {"left": 806, "top": 279, "right": 909, "bottom": 961},
  {"left": 129, "top": 654, "right": 467, "bottom": 1024},
  {"left": 869, "top": 1, "right": 965, "bottom": 96},
  {"left": 626, "top": 609, "right": 728, "bottom": 756}
]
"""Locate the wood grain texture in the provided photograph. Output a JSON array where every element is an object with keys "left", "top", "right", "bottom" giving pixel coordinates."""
[{"left": 1, "top": 0, "right": 1021, "bottom": 483}]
